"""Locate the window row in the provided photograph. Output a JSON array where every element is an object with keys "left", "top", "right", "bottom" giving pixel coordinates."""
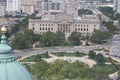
[
  {"left": 75, "top": 28, "right": 88, "bottom": 31},
  {"left": 32, "top": 27, "right": 53, "bottom": 31},
  {"left": 40, "top": 27, "right": 53, "bottom": 31},
  {"left": 58, "top": 24, "right": 71, "bottom": 26},
  {"left": 75, "top": 25, "right": 89, "bottom": 27},
  {"left": 32, "top": 24, "right": 53, "bottom": 27},
  {"left": 75, "top": 25, "right": 96, "bottom": 27}
]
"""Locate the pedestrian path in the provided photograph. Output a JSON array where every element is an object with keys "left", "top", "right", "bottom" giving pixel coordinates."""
[
  {"left": 44, "top": 53, "right": 96, "bottom": 68},
  {"left": 109, "top": 72, "right": 118, "bottom": 80}
]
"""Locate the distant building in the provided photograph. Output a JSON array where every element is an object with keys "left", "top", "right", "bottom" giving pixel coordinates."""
[
  {"left": 0, "top": 0, "right": 6, "bottom": 2},
  {"left": 35, "top": 0, "right": 43, "bottom": 14},
  {"left": 0, "top": 2, "right": 6, "bottom": 16},
  {"left": 35, "top": 0, "right": 78, "bottom": 16},
  {"left": 113, "top": 0, "right": 120, "bottom": 13},
  {"left": 28, "top": 13, "right": 101, "bottom": 38},
  {"left": 6, "top": 0, "right": 21, "bottom": 12},
  {"left": 21, "top": 0, "right": 35, "bottom": 15}
]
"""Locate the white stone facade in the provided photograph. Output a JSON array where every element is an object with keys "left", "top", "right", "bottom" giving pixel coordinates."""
[
  {"left": 28, "top": 13, "right": 101, "bottom": 37},
  {"left": 6, "top": 0, "right": 21, "bottom": 12}
]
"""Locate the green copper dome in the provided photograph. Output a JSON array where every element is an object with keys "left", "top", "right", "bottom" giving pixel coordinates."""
[
  {"left": 0, "top": 35, "right": 12, "bottom": 54},
  {"left": 0, "top": 31, "right": 33, "bottom": 80}
]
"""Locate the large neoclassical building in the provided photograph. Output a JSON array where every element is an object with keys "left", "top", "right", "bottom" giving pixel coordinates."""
[{"left": 28, "top": 13, "right": 101, "bottom": 38}]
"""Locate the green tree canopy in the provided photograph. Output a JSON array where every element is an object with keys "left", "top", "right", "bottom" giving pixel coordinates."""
[
  {"left": 40, "top": 31, "right": 56, "bottom": 47},
  {"left": 90, "top": 30, "right": 111, "bottom": 44},
  {"left": 102, "top": 21, "right": 119, "bottom": 34},
  {"left": 28, "top": 60, "right": 116, "bottom": 80},
  {"left": 96, "top": 54, "right": 105, "bottom": 66},
  {"left": 54, "top": 31, "right": 66, "bottom": 46},
  {"left": 68, "top": 32, "right": 82, "bottom": 46},
  {"left": 88, "top": 51, "right": 96, "bottom": 59},
  {"left": 12, "top": 33, "right": 32, "bottom": 49},
  {"left": 12, "top": 29, "right": 36, "bottom": 49}
]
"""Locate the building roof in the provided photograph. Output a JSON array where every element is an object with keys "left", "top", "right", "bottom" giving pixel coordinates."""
[
  {"left": 29, "top": 13, "right": 100, "bottom": 23},
  {"left": 0, "top": 25, "right": 33, "bottom": 80}
]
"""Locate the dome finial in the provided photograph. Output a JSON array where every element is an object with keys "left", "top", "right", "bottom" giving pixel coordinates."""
[{"left": 1, "top": 16, "right": 7, "bottom": 34}]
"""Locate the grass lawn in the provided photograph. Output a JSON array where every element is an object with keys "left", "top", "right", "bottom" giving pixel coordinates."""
[
  {"left": 51, "top": 52, "right": 86, "bottom": 57},
  {"left": 93, "top": 64, "right": 117, "bottom": 74},
  {"left": 21, "top": 52, "right": 51, "bottom": 62}
]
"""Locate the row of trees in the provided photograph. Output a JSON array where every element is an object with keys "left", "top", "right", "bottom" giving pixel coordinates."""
[
  {"left": 90, "top": 30, "right": 111, "bottom": 44},
  {"left": 98, "top": 7, "right": 116, "bottom": 20},
  {"left": 102, "top": 21, "right": 119, "bottom": 34},
  {"left": 40, "top": 31, "right": 82, "bottom": 47},
  {"left": 27, "top": 60, "right": 114, "bottom": 80},
  {"left": 99, "top": 7, "right": 120, "bottom": 21},
  {"left": 12, "top": 29, "right": 112, "bottom": 49},
  {"left": 12, "top": 30, "right": 82, "bottom": 49}
]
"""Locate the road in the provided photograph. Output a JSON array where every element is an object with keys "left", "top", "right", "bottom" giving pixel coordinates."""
[
  {"left": 109, "top": 35, "right": 120, "bottom": 56},
  {"left": 14, "top": 46, "right": 100, "bottom": 58},
  {"left": 13, "top": 34, "right": 120, "bottom": 61}
]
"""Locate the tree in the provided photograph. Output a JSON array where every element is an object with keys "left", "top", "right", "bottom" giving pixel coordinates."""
[
  {"left": 54, "top": 31, "right": 66, "bottom": 46},
  {"left": 90, "top": 30, "right": 111, "bottom": 44},
  {"left": 88, "top": 51, "right": 96, "bottom": 59},
  {"left": 12, "top": 29, "right": 35, "bottom": 49},
  {"left": 96, "top": 54, "right": 105, "bottom": 66},
  {"left": 33, "top": 34, "right": 42, "bottom": 42},
  {"left": 40, "top": 31, "right": 56, "bottom": 47},
  {"left": 12, "top": 33, "right": 32, "bottom": 49},
  {"left": 68, "top": 32, "right": 82, "bottom": 46},
  {"left": 11, "top": 24, "right": 20, "bottom": 34},
  {"left": 30, "top": 60, "right": 50, "bottom": 79},
  {"left": 102, "top": 21, "right": 119, "bottom": 34},
  {"left": 99, "top": 7, "right": 116, "bottom": 20},
  {"left": 23, "top": 29, "right": 34, "bottom": 43}
]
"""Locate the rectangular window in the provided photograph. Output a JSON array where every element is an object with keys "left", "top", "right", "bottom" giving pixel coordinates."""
[
  {"left": 81, "top": 28, "right": 82, "bottom": 31},
  {"left": 87, "top": 28, "right": 88, "bottom": 31},
  {"left": 32, "top": 27, "right": 34, "bottom": 30},
  {"left": 48, "top": 28, "right": 50, "bottom": 30},
  {"left": 75, "top": 28, "right": 77, "bottom": 31},
  {"left": 84, "top": 28, "right": 86, "bottom": 31},
  {"left": 51, "top": 28, "right": 53, "bottom": 30}
]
